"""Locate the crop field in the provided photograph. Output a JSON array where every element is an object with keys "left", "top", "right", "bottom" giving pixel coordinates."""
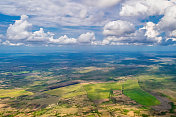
[
  {"left": 46, "top": 79, "right": 161, "bottom": 107},
  {"left": 77, "top": 67, "right": 96, "bottom": 73},
  {"left": 84, "top": 82, "right": 122, "bottom": 100},
  {"left": 123, "top": 79, "right": 160, "bottom": 106},
  {"left": 0, "top": 89, "right": 33, "bottom": 98},
  {"left": 136, "top": 75, "right": 176, "bottom": 101},
  {"left": 45, "top": 84, "right": 86, "bottom": 98}
]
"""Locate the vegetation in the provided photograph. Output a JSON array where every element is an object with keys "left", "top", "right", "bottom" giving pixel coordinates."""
[
  {"left": 84, "top": 82, "right": 121, "bottom": 100},
  {"left": 0, "top": 52, "right": 175, "bottom": 116},
  {"left": 123, "top": 79, "right": 160, "bottom": 106},
  {"left": 0, "top": 89, "right": 33, "bottom": 98},
  {"left": 45, "top": 84, "right": 86, "bottom": 98}
]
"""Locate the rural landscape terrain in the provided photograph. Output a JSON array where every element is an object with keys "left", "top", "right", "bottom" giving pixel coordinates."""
[
  {"left": 0, "top": 51, "right": 175, "bottom": 117},
  {"left": 1, "top": 0, "right": 176, "bottom": 116}
]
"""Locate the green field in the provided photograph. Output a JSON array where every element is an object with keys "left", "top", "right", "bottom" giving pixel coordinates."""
[
  {"left": 45, "top": 82, "right": 122, "bottom": 100},
  {"left": 12, "top": 71, "right": 30, "bottom": 75},
  {"left": 0, "top": 89, "right": 33, "bottom": 98},
  {"left": 136, "top": 75, "right": 176, "bottom": 102},
  {"left": 84, "top": 82, "right": 122, "bottom": 100},
  {"left": 123, "top": 79, "right": 160, "bottom": 106},
  {"left": 136, "top": 75, "right": 173, "bottom": 90},
  {"left": 84, "top": 79, "right": 160, "bottom": 106}
]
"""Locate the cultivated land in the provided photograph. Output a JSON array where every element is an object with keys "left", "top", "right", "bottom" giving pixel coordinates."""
[
  {"left": 0, "top": 52, "right": 175, "bottom": 116},
  {"left": 0, "top": 89, "right": 33, "bottom": 98}
]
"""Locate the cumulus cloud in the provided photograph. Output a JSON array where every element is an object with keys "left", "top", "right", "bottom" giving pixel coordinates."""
[
  {"left": 157, "top": 5, "right": 176, "bottom": 32},
  {"left": 78, "top": 32, "right": 95, "bottom": 43},
  {"left": 6, "top": 15, "right": 164, "bottom": 46},
  {"left": 6, "top": 15, "right": 53, "bottom": 44},
  {"left": 49, "top": 35, "right": 77, "bottom": 45},
  {"left": 27, "top": 28, "right": 54, "bottom": 42},
  {"left": 170, "top": 30, "right": 176, "bottom": 37},
  {"left": 7, "top": 15, "right": 32, "bottom": 40},
  {"left": 120, "top": 0, "right": 174, "bottom": 17},
  {"left": 2, "top": 40, "right": 24, "bottom": 46},
  {"left": 4, "top": 15, "right": 98, "bottom": 46},
  {"left": 143, "top": 22, "right": 162, "bottom": 43},
  {"left": 100, "top": 0, "right": 176, "bottom": 46},
  {"left": 0, "top": 0, "right": 122, "bottom": 26},
  {"left": 2, "top": 1, "right": 176, "bottom": 46},
  {"left": 103, "top": 20, "right": 135, "bottom": 36},
  {"left": 154, "top": 5, "right": 176, "bottom": 45},
  {"left": 102, "top": 21, "right": 162, "bottom": 45},
  {"left": 49, "top": 32, "right": 96, "bottom": 45}
]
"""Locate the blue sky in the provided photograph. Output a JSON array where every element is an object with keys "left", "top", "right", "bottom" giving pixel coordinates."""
[{"left": 0, "top": 0, "right": 176, "bottom": 47}]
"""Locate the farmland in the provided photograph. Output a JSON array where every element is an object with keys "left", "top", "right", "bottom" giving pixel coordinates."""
[
  {"left": 0, "top": 52, "right": 175, "bottom": 116},
  {"left": 45, "top": 84, "right": 86, "bottom": 98},
  {"left": 0, "top": 89, "right": 33, "bottom": 98},
  {"left": 84, "top": 82, "right": 122, "bottom": 100},
  {"left": 123, "top": 79, "right": 160, "bottom": 106}
]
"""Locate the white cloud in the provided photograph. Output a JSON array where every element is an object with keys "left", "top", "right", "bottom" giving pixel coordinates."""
[
  {"left": 103, "top": 20, "right": 135, "bottom": 36},
  {"left": 6, "top": 15, "right": 32, "bottom": 40},
  {"left": 5, "top": 15, "right": 99, "bottom": 46},
  {"left": 91, "top": 40, "right": 102, "bottom": 45},
  {"left": 157, "top": 5, "right": 176, "bottom": 32},
  {"left": 0, "top": 0, "right": 122, "bottom": 27},
  {"left": 120, "top": 0, "right": 174, "bottom": 17},
  {"left": 6, "top": 15, "right": 55, "bottom": 45},
  {"left": 27, "top": 28, "right": 54, "bottom": 42},
  {"left": 49, "top": 32, "right": 96, "bottom": 45},
  {"left": 2, "top": 40, "right": 24, "bottom": 46},
  {"left": 49, "top": 35, "right": 77, "bottom": 45},
  {"left": 5, "top": 16, "right": 161, "bottom": 46},
  {"left": 155, "top": 5, "right": 176, "bottom": 45},
  {"left": 102, "top": 21, "right": 162, "bottom": 45},
  {"left": 82, "top": 0, "right": 122, "bottom": 8},
  {"left": 170, "top": 30, "right": 176, "bottom": 37},
  {"left": 78, "top": 32, "right": 95, "bottom": 43},
  {"left": 2, "top": 0, "right": 176, "bottom": 47},
  {"left": 142, "top": 22, "right": 162, "bottom": 43}
]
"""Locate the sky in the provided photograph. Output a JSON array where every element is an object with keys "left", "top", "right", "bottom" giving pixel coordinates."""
[{"left": 0, "top": 0, "right": 176, "bottom": 47}]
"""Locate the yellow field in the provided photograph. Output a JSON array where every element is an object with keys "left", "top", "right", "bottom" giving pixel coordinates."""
[
  {"left": 76, "top": 66, "right": 113, "bottom": 73},
  {"left": 0, "top": 89, "right": 33, "bottom": 98},
  {"left": 77, "top": 67, "right": 97, "bottom": 73},
  {"left": 45, "top": 84, "right": 86, "bottom": 98}
]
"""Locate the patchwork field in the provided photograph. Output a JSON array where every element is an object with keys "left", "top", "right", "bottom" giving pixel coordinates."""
[
  {"left": 0, "top": 52, "right": 175, "bottom": 116},
  {"left": 45, "top": 79, "right": 161, "bottom": 107}
]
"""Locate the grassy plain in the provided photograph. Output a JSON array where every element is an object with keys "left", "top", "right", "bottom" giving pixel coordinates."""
[
  {"left": 0, "top": 89, "right": 33, "bottom": 98},
  {"left": 123, "top": 79, "right": 160, "bottom": 106},
  {"left": 136, "top": 74, "right": 176, "bottom": 102},
  {"left": 45, "top": 84, "right": 86, "bottom": 98},
  {"left": 84, "top": 82, "right": 122, "bottom": 100}
]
